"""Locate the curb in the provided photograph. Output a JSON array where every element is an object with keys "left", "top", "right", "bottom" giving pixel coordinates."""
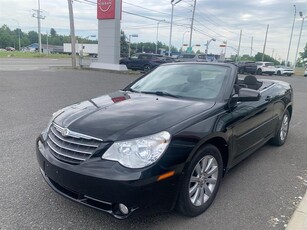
[{"left": 286, "top": 190, "right": 307, "bottom": 229}]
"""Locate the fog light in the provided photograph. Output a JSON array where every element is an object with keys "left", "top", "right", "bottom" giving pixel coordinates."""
[{"left": 118, "top": 203, "right": 129, "bottom": 215}]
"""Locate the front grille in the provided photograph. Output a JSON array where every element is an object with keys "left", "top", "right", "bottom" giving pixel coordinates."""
[{"left": 47, "top": 123, "right": 102, "bottom": 164}]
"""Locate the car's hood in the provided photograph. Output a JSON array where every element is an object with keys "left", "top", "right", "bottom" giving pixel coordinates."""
[{"left": 53, "top": 91, "right": 215, "bottom": 141}]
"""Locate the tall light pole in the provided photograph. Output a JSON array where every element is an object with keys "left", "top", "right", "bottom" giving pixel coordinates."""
[
  {"left": 293, "top": 12, "right": 306, "bottom": 68},
  {"left": 168, "top": 0, "right": 182, "bottom": 56},
  {"left": 182, "top": 31, "right": 190, "bottom": 52},
  {"left": 205, "top": 38, "right": 216, "bottom": 60},
  {"left": 189, "top": 0, "right": 197, "bottom": 48},
  {"left": 250, "top": 36, "right": 253, "bottom": 57},
  {"left": 182, "top": 31, "right": 190, "bottom": 46},
  {"left": 128, "top": 34, "right": 138, "bottom": 57},
  {"left": 237, "top": 29, "right": 242, "bottom": 62},
  {"left": 156, "top": 20, "right": 165, "bottom": 54},
  {"left": 286, "top": 5, "right": 296, "bottom": 66},
  {"left": 67, "top": 0, "right": 76, "bottom": 68},
  {"left": 262, "top": 24, "right": 269, "bottom": 61}
]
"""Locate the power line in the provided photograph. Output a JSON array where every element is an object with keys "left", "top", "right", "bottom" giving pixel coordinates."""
[{"left": 122, "top": 1, "right": 170, "bottom": 16}]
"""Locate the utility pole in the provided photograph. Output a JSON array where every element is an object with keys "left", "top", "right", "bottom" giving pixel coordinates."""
[
  {"left": 67, "top": 0, "right": 77, "bottom": 68},
  {"left": 32, "top": 0, "right": 45, "bottom": 53},
  {"left": 286, "top": 5, "right": 296, "bottom": 66},
  {"left": 262, "top": 24, "right": 269, "bottom": 61},
  {"left": 236, "top": 29, "right": 242, "bottom": 62},
  {"left": 189, "top": 0, "right": 197, "bottom": 47}
]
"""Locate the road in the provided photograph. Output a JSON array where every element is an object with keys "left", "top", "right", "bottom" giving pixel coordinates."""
[{"left": 0, "top": 59, "right": 306, "bottom": 229}]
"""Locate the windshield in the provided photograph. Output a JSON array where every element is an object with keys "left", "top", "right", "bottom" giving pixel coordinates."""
[
  {"left": 129, "top": 64, "right": 229, "bottom": 100},
  {"left": 265, "top": 62, "right": 274, "bottom": 67}
]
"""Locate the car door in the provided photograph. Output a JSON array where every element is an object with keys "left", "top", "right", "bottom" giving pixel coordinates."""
[
  {"left": 133, "top": 54, "right": 148, "bottom": 70},
  {"left": 128, "top": 54, "right": 139, "bottom": 69},
  {"left": 229, "top": 86, "right": 275, "bottom": 163}
]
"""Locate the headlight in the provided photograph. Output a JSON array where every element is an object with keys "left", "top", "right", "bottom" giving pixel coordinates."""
[{"left": 102, "top": 131, "right": 171, "bottom": 169}]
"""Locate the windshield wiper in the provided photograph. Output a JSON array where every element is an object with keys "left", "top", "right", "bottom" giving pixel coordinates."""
[
  {"left": 141, "top": 91, "right": 180, "bottom": 98},
  {"left": 125, "top": 88, "right": 140, "bottom": 93}
]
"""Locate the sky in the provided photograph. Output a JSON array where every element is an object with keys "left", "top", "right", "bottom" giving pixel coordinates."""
[{"left": 1, "top": 0, "right": 307, "bottom": 63}]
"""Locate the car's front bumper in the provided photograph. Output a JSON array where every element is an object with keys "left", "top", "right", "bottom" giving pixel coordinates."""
[
  {"left": 36, "top": 135, "right": 181, "bottom": 219},
  {"left": 280, "top": 70, "right": 294, "bottom": 76}
]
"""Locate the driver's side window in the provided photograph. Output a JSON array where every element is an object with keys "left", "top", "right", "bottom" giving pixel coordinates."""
[{"left": 130, "top": 54, "right": 138, "bottom": 59}]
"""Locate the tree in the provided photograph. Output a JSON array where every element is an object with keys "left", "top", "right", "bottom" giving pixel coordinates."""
[
  {"left": 120, "top": 30, "right": 129, "bottom": 57},
  {"left": 0, "top": 25, "right": 13, "bottom": 48},
  {"left": 240, "top": 54, "right": 255, "bottom": 61},
  {"left": 299, "top": 43, "right": 307, "bottom": 63},
  {"left": 28, "top": 31, "right": 38, "bottom": 44},
  {"left": 254, "top": 52, "right": 280, "bottom": 65},
  {"left": 50, "top": 28, "right": 57, "bottom": 37}
]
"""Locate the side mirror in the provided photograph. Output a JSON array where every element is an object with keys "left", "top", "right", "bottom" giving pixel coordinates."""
[{"left": 237, "top": 88, "right": 260, "bottom": 101}]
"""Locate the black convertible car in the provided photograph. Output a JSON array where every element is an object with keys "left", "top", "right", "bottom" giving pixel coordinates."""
[{"left": 36, "top": 62, "right": 293, "bottom": 219}]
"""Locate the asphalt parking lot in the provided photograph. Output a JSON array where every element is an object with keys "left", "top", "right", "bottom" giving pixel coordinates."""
[{"left": 0, "top": 59, "right": 306, "bottom": 229}]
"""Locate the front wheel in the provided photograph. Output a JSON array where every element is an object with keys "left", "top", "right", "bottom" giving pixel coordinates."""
[
  {"left": 257, "top": 68, "right": 262, "bottom": 75},
  {"left": 277, "top": 71, "right": 281, "bottom": 76},
  {"left": 271, "top": 110, "right": 290, "bottom": 146},
  {"left": 176, "top": 144, "right": 223, "bottom": 217}
]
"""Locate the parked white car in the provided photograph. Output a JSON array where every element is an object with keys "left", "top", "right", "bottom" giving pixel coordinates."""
[
  {"left": 304, "top": 66, "right": 307, "bottom": 77},
  {"left": 275, "top": 65, "right": 294, "bottom": 76},
  {"left": 256, "top": 62, "right": 276, "bottom": 75}
]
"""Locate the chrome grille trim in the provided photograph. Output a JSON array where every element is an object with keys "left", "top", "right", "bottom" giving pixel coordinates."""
[
  {"left": 50, "top": 127, "right": 100, "bottom": 148},
  {"left": 47, "top": 123, "right": 103, "bottom": 164},
  {"left": 48, "top": 134, "right": 92, "bottom": 155},
  {"left": 47, "top": 141, "right": 85, "bottom": 161},
  {"left": 53, "top": 123, "right": 103, "bottom": 141}
]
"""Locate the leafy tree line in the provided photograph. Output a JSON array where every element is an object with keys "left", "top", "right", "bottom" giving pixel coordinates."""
[
  {"left": 0, "top": 25, "right": 96, "bottom": 49},
  {"left": 1, "top": 24, "right": 306, "bottom": 65}
]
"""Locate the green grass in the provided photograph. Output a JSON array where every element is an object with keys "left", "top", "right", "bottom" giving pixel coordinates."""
[{"left": 0, "top": 51, "right": 70, "bottom": 58}]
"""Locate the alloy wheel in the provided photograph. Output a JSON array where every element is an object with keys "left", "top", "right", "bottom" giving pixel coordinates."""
[
  {"left": 188, "top": 155, "right": 218, "bottom": 206},
  {"left": 280, "top": 113, "right": 289, "bottom": 141}
]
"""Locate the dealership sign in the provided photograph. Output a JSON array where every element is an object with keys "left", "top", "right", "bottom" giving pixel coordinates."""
[{"left": 97, "top": 0, "right": 115, "bottom": 19}]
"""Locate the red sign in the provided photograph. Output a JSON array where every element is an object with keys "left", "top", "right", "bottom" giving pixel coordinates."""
[{"left": 97, "top": 0, "right": 115, "bottom": 19}]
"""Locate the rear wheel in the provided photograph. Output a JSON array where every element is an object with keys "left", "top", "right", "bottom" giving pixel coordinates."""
[
  {"left": 271, "top": 110, "right": 290, "bottom": 146},
  {"left": 176, "top": 144, "right": 223, "bottom": 217},
  {"left": 143, "top": 65, "right": 151, "bottom": 72},
  {"left": 277, "top": 71, "right": 281, "bottom": 76},
  {"left": 257, "top": 68, "right": 262, "bottom": 75}
]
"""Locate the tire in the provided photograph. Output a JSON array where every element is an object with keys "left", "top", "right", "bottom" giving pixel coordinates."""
[
  {"left": 257, "top": 68, "right": 262, "bottom": 75},
  {"left": 143, "top": 65, "right": 151, "bottom": 72},
  {"left": 277, "top": 71, "right": 281, "bottom": 76},
  {"left": 271, "top": 110, "right": 290, "bottom": 146},
  {"left": 176, "top": 144, "right": 223, "bottom": 217}
]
